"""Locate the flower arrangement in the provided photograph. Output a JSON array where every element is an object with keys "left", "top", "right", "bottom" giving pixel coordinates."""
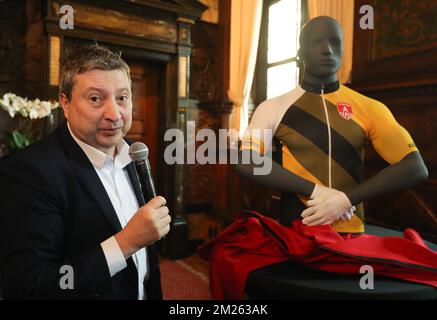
[{"left": 0, "top": 93, "right": 60, "bottom": 151}]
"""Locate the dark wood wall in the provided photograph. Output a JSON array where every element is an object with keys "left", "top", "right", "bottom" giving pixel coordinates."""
[{"left": 350, "top": 0, "right": 437, "bottom": 242}]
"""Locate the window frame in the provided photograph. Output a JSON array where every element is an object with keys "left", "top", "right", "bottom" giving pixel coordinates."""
[{"left": 255, "top": 0, "right": 307, "bottom": 105}]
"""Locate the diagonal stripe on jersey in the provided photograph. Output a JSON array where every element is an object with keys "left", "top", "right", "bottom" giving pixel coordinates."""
[{"left": 280, "top": 105, "right": 363, "bottom": 184}]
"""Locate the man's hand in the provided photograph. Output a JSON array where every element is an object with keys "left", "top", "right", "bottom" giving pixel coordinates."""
[
  {"left": 115, "top": 196, "right": 171, "bottom": 259},
  {"left": 302, "top": 186, "right": 353, "bottom": 226}
]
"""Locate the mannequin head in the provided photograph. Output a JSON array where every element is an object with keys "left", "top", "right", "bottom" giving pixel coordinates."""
[{"left": 298, "top": 16, "right": 343, "bottom": 85}]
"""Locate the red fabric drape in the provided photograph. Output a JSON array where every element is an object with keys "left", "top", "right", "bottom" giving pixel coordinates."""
[{"left": 197, "top": 211, "right": 437, "bottom": 300}]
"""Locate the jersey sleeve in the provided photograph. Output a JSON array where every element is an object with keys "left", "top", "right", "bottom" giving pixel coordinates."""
[
  {"left": 368, "top": 100, "right": 418, "bottom": 164},
  {"left": 241, "top": 100, "right": 276, "bottom": 155}
]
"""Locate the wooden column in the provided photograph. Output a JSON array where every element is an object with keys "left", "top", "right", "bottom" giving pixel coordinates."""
[{"left": 159, "top": 16, "right": 199, "bottom": 259}]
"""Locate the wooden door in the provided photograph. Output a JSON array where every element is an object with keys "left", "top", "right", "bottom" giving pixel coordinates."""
[{"left": 126, "top": 62, "right": 160, "bottom": 180}]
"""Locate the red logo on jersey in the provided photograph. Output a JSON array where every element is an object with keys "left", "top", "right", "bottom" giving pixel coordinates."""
[{"left": 337, "top": 102, "right": 353, "bottom": 120}]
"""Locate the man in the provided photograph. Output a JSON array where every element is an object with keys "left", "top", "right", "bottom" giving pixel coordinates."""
[
  {"left": 236, "top": 16, "right": 428, "bottom": 233},
  {"left": 0, "top": 44, "right": 171, "bottom": 299}
]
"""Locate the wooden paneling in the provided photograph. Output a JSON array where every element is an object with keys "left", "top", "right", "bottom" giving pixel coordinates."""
[
  {"left": 351, "top": 0, "right": 437, "bottom": 243},
  {"left": 0, "top": 0, "right": 27, "bottom": 97},
  {"left": 185, "top": 1, "right": 232, "bottom": 218},
  {"left": 352, "top": 0, "right": 437, "bottom": 84},
  {"left": 53, "top": 1, "right": 178, "bottom": 43},
  {"left": 185, "top": 108, "right": 216, "bottom": 206},
  {"left": 126, "top": 62, "right": 161, "bottom": 180}
]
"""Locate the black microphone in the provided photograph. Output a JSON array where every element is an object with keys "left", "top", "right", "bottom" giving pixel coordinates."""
[{"left": 129, "top": 142, "right": 157, "bottom": 202}]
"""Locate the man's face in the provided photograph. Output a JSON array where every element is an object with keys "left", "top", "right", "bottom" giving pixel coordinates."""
[
  {"left": 300, "top": 20, "right": 343, "bottom": 78},
  {"left": 60, "top": 69, "right": 132, "bottom": 155}
]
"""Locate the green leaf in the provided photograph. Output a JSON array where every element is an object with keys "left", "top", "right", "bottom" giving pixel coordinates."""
[{"left": 11, "top": 131, "right": 30, "bottom": 149}]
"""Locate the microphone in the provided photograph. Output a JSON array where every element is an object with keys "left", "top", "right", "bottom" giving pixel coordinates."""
[{"left": 129, "top": 142, "right": 157, "bottom": 202}]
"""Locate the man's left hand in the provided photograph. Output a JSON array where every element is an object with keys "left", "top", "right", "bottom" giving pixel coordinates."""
[{"left": 301, "top": 191, "right": 353, "bottom": 226}]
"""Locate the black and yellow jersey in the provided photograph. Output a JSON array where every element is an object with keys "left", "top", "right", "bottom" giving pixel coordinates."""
[{"left": 242, "top": 81, "right": 418, "bottom": 233}]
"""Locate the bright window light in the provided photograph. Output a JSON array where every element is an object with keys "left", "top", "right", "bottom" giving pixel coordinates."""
[
  {"left": 267, "top": 62, "right": 298, "bottom": 99},
  {"left": 266, "top": 0, "right": 301, "bottom": 99}
]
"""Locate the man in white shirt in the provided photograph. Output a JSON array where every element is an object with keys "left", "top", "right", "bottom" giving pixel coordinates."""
[{"left": 0, "top": 44, "right": 170, "bottom": 299}]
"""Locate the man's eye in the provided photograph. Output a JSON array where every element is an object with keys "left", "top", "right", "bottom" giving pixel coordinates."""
[
  {"left": 119, "top": 96, "right": 128, "bottom": 102},
  {"left": 90, "top": 96, "right": 101, "bottom": 103}
]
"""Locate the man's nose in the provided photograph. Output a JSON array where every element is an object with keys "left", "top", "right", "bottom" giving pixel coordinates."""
[{"left": 104, "top": 98, "right": 121, "bottom": 121}]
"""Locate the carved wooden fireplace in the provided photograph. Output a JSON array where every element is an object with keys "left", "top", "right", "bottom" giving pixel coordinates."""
[{"left": 40, "top": 0, "right": 208, "bottom": 258}]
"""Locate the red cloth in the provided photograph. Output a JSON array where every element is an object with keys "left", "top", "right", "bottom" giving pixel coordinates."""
[{"left": 197, "top": 211, "right": 437, "bottom": 300}]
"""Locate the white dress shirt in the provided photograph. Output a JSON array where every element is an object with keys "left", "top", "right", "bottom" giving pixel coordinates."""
[{"left": 68, "top": 124, "right": 148, "bottom": 300}]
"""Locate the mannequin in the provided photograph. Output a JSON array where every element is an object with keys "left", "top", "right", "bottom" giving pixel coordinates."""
[
  {"left": 235, "top": 16, "right": 428, "bottom": 233},
  {"left": 198, "top": 18, "right": 434, "bottom": 300}
]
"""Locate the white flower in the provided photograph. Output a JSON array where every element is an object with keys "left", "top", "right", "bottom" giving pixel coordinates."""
[
  {"left": 12, "top": 96, "right": 27, "bottom": 118},
  {"left": 0, "top": 93, "right": 59, "bottom": 119},
  {"left": 0, "top": 96, "right": 16, "bottom": 118},
  {"left": 29, "top": 108, "right": 39, "bottom": 120},
  {"left": 6, "top": 107, "right": 16, "bottom": 118},
  {"left": 38, "top": 101, "right": 52, "bottom": 119},
  {"left": 0, "top": 93, "right": 15, "bottom": 110}
]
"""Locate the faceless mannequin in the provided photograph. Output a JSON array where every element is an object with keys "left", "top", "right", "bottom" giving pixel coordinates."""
[
  {"left": 235, "top": 16, "right": 428, "bottom": 228},
  {"left": 298, "top": 16, "right": 343, "bottom": 87}
]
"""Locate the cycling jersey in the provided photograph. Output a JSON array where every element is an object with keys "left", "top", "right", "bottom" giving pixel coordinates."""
[{"left": 242, "top": 81, "right": 418, "bottom": 233}]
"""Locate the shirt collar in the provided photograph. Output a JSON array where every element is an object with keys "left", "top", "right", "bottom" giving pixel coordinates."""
[
  {"left": 301, "top": 80, "right": 340, "bottom": 94},
  {"left": 67, "top": 123, "right": 132, "bottom": 169}
]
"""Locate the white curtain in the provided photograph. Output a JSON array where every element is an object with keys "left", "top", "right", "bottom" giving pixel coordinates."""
[
  {"left": 228, "top": 0, "right": 263, "bottom": 135},
  {"left": 307, "top": 0, "right": 354, "bottom": 83}
]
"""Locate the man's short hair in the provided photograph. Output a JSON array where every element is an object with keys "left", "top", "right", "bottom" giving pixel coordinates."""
[{"left": 59, "top": 44, "right": 131, "bottom": 100}]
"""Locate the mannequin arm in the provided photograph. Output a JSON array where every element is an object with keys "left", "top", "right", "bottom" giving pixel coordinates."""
[
  {"left": 234, "top": 150, "right": 315, "bottom": 197},
  {"left": 345, "top": 151, "right": 428, "bottom": 205}
]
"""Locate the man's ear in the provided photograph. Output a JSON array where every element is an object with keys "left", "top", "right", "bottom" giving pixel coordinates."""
[{"left": 59, "top": 93, "right": 70, "bottom": 120}]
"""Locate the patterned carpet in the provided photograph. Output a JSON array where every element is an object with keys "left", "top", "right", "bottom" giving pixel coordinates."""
[{"left": 160, "top": 258, "right": 212, "bottom": 300}]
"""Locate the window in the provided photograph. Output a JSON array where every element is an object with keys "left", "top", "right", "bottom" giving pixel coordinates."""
[{"left": 257, "top": 0, "right": 303, "bottom": 101}]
